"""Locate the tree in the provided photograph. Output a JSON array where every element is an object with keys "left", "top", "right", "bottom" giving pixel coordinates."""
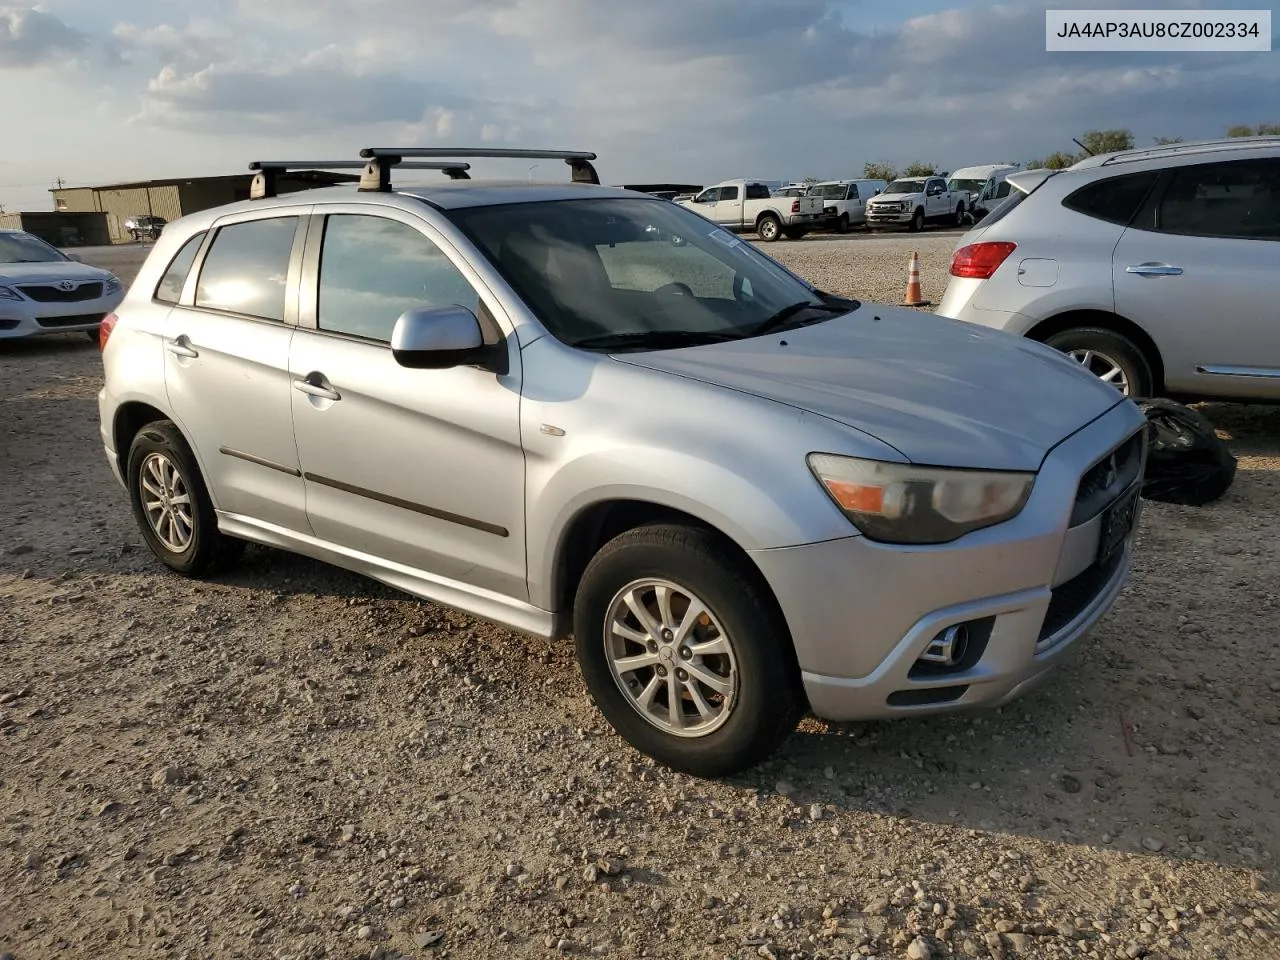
[
  {"left": 863, "top": 162, "right": 897, "bottom": 181},
  {"left": 1228, "top": 123, "right": 1280, "bottom": 137},
  {"left": 901, "top": 162, "right": 936, "bottom": 177},
  {"left": 1026, "top": 150, "right": 1078, "bottom": 170}
]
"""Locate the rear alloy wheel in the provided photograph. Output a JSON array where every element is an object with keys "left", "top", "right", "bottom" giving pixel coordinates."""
[
  {"left": 126, "top": 419, "right": 245, "bottom": 576},
  {"left": 1044, "top": 327, "right": 1154, "bottom": 398},
  {"left": 757, "top": 214, "right": 782, "bottom": 242},
  {"left": 909, "top": 209, "right": 925, "bottom": 232},
  {"left": 573, "top": 524, "right": 801, "bottom": 777}
]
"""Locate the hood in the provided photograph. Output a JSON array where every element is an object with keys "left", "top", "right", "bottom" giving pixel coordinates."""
[
  {"left": 614, "top": 307, "right": 1124, "bottom": 471},
  {"left": 869, "top": 191, "right": 919, "bottom": 202},
  {"left": 0, "top": 261, "right": 112, "bottom": 285}
]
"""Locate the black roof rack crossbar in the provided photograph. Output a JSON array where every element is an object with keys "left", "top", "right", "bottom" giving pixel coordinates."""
[
  {"left": 248, "top": 160, "right": 472, "bottom": 199},
  {"left": 356, "top": 147, "right": 600, "bottom": 191}
]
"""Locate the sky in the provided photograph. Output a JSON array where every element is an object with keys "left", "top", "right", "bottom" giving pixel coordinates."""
[{"left": 1, "top": 0, "right": 1278, "bottom": 211}]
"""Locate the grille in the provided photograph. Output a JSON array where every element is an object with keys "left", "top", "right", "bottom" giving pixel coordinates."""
[
  {"left": 19, "top": 282, "right": 104, "bottom": 303},
  {"left": 1071, "top": 430, "right": 1144, "bottom": 526},
  {"left": 1038, "top": 549, "right": 1124, "bottom": 645},
  {"left": 34, "top": 312, "right": 105, "bottom": 329}
]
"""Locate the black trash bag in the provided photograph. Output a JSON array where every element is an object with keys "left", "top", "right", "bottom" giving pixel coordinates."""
[{"left": 1136, "top": 398, "right": 1236, "bottom": 506}]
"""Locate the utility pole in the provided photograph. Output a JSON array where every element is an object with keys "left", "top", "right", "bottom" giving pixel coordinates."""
[{"left": 54, "top": 177, "right": 65, "bottom": 190}]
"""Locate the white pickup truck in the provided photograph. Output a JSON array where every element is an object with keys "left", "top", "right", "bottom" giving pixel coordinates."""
[
  {"left": 864, "top": 175, "right": 966, "bottom": 232},
  {"left": 677, "top": 179, "right": 824, "bottom": 242}
]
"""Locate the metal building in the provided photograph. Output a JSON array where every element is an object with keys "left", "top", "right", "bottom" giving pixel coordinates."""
[
  {"left": 50, "top": 172, "right": 358, "bottom": 244},
  {"left": 0, "top": 211, "right": 111, "bottom": 247}
]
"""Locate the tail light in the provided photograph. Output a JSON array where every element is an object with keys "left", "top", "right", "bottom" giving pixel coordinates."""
[
  {"left": 791, "top": 199, "right": 800, "bottom": 213},
  {"left": 99, "top": 312, "right": 118, "bottom": 351},
  {"left": 950, "top": 242, "right": 1017, "bottom": 279}
]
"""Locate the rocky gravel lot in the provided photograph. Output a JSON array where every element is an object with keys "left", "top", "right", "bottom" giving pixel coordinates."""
[{"left": 1, "top": 236, "right": 1277, "bottom": 960}]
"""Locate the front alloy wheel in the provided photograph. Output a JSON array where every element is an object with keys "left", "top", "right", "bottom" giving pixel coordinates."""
[{"left": 604, "top": 578, "right": 738, "bottom": 737}]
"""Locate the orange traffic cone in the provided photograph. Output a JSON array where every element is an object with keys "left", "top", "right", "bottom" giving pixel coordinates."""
[{"left": 903, "top": 251, "right": 930, "bottom": 307}]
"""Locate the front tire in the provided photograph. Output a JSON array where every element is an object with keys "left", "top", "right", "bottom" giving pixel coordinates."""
[
  {"left": 836, "top": 214, "right": 850, "bottom": 234},
  {"left": 756, "top": 214, "right": 782, "bottom": 242},
  {"left": 1043, "top": 327, "right": 1154, "bottom": 398},
  {"left": 909, "top": 209, "right": 925, "bottom": 232},
  {"left": 573, "top": 524, "right": 801, "bottom": 777},
  {"left": 953, "top": 203, "right": 965, "bottom": 226},
  {"left": 126, "top": 420, "right": 245, "bottom": 576}
]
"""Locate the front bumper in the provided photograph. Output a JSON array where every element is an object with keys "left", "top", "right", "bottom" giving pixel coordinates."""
[
  {"left": 0, "top": 293, "right": 122, "bottom": 339},
  {"left": 750, "top": 399, "right": 1146, "bottom": 721},
  {"left": 865, "top": 207, "right": 913, "bottom": 224}
]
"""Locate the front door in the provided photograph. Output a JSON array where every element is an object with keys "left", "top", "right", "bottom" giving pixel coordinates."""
[
  {"left": 1113, "top": 156, "right": 1280, "bottom": 399},
  {"left": 712, "top": 185, "right": 741, "bottom": 226},
  {"left": 288, "top": 207, "right": 527, "bottom": 599},
  {"left": 162, "top": 211, "right": 309, "bottom": 532}
]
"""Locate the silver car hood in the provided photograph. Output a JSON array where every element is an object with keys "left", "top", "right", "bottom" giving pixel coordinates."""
[
  {"left": 614, "top": 308, "right": 1125, "bottom": 471},
  {"left": 0, "top": 262, "right": 111, "bottom": 285}
]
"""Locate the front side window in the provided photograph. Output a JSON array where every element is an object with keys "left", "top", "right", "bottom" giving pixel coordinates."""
[
  {"left": 154, "top": 231, "right": 206, "bottom": 304},
  {"left": 693, "top": 188, "right": 718, "bottom": 204},
  {"left": 1061, "top": 171, "right": 1159, "bottom": 226},
  {"left": 317, "top": 215, "right": 479, "bottom": 342},
  {"left": 0, "top": 232, "right": 67, "bottom": 264},
  {"left": 1156, "top": 159, "right": 1280, "bottom": 240},
  {"left": 447, "top": 197, "right": 846, "bottom": 349},
  {"left": 195, "top": 217, "right": 299, "bottom": 321}
]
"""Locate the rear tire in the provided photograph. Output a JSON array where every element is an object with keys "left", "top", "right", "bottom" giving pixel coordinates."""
[
  {"left": 909, "top": 209, "right": 925, "bottom": 232},
  {"left": 1043, "top": 326, "right": 1154, "bottom": 398},
  {"left": 756, "top": 215, "right": 782, "bottom": 242},
  {"left": 126, "top": 419, "right": 245, "bottom": 576},
  {"left": 573, "top": 524, "right": 802, "bottom": 778},
  {"left": 782, "top": 227, "right": 807, "bottom": 240}
]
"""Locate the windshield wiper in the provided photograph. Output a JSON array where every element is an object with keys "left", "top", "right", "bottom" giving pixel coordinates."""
[
  {"left": 570, "top": 329, "right": 740, "bottom": 352},
  {"left": 750, "top": 300, "right": 850, "bottom": 337}
]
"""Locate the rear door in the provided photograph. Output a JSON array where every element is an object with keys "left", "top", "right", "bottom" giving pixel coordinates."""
[
  {"left": 713, "top": 184, "right": 743, "bottom": 226},
  {"left": 1113, "top": 157, "right": 1280, "bottom": 399},
  {"left": 163, "top": 210, "right": 310, "bottom": 532},
  {"left": 287, "top": 205, "right": 527, "bottom": 598}
]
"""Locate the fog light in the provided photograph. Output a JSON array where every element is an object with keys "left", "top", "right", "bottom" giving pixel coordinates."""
[{"left": 920, "top": 624, "right": 969, "bottom": 667}]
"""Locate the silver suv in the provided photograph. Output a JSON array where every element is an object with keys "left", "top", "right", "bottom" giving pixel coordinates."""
[
  {"left": 937, "top": 137, "right": 1280, "bottom": 401},
  {"left": 98, "top": 147, "right": 1146, "bottom": 776}
]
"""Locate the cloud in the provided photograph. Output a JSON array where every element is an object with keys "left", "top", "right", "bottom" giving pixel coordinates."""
[{"left": 0, "top": 5, "right": 88, "bottom": 67}]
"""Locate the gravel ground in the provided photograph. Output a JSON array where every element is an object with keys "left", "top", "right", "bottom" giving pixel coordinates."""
[{"left": 1, "top": 236, "right": 1277, "bottom": 960}]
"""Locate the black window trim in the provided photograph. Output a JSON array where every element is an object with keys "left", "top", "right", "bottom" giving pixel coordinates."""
[
  {"left": 179, "top": 212, "right": 309, "bottom": 326},
  {"left": 151, "top": 229, "right": 209, "bottom": 306},
  {"left": 1130, "top": 157, "right": 1280, "bottom": 243}
]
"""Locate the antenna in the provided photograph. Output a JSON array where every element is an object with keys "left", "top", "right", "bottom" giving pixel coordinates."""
[{"left": 1072, "top": 138, "right": 1094, "bottom": 157}]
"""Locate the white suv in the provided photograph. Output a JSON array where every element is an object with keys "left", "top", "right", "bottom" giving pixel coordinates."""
[{"left": 937, "top": 137, "right": 1280, "bottom": 401}]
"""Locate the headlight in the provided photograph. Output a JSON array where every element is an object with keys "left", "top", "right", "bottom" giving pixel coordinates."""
[
  {"left": 104, "top": 276, "right": 122, "bottom": 293},
  {"left": 807, "top": 454, "right": 1034, "bottom": 544},
  {"left": 0, "top": 285, "right": 23, "bottom": 301}
]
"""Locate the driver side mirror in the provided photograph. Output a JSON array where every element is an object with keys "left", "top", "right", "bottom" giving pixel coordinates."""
[{"left": 391, "top": 305, "right": 489, "bottom": 370}]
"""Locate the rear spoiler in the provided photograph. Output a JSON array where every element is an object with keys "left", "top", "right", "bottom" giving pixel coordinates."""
[{"left": 1005, "top": 169, "right": 1058, "bottom": 195}]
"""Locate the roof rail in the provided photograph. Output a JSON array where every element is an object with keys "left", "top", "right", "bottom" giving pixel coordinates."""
[
  {"left": 247, "top": 160, "right": 472, "bottom": 199},
  {"left": 356, "top": 147, "right": 600, "bottom": 191},
  {"left": 1096, "top": 135, "right": 1280, "bottom": 167}
]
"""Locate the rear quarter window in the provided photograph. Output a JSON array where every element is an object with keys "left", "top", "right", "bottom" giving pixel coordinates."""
[
  {"left": 153, "top": 231, "right": 206, "bottom": 304},
  {"left": 1061, "top": 171, "right": 1159, "bottom": 226}
]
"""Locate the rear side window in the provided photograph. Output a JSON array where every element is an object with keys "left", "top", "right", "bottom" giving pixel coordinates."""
[
  {"left": 317, "top": 214, "right": 479, "bottom": 343},
  {"left": 1062, "top": 172, "right": 1158, "bottom": 225},
  {"left": 720, "top": 186, "right": 740, "bottom": 202},
  {"left": 745, "top": 183, "right": 771, "bottom": 200},
  {"left": 153, "top": 231, "right": 206, "bottom": 304},
  {"left": 1156, "top": 159, "right": 1280, "bottom": 240},
  {"left": 195, "top": 217, "right": 299, "bottom": 321}
]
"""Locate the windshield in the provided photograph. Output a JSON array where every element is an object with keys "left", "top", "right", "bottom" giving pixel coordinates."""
[
  {"left": 884, "top": 179, "right": 926, "bottom": 194},
  {"left": 810, "top": 183, "right": 850, "bottom": 200},
  {"left": 948, "top": 179, "right": 986, "bottom": 194},
  {"left": 446, "top": 197, "right": 852, "bottom": 350},
  {"left": 0, "top": 232, "right": 67, "bottom": 264}
]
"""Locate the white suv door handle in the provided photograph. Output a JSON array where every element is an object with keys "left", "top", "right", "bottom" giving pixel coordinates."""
[
  {"left": 1125, "top": 263, "right": 1183, "bottom": 276},
  {"left": 293, "top": 375, "right": 341, "bottom": 402},
  {"left": 166, "top": 336, "right": 199, "bottom": 358}
]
